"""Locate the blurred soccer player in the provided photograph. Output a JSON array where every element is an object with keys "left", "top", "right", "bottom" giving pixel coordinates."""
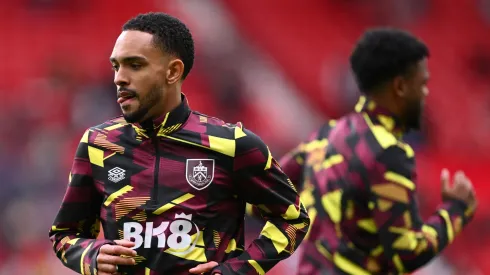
[
  {"left": 278, "top": 28, "right": 477, "bottom": 274},
  {"left": 49, "top": 12, "right": 309, "bottom": 275}
]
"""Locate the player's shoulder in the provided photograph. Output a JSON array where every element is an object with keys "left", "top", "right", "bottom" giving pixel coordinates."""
[
  {"left": 307, "top": 119, "right": 337, "bottom": 141},
  {"left": 188, "top": 111, "right": 228, "bottom": 130},
  {"left": 82, "top": 115, "right": 131, "bottom": 142},
  {"left": 328, "top": 112, "right": 414, "bottom": 164},
  {"left": 348, "top": 112, "right": 411, "bottom": 157},
  {"left": 295, "top": 120, "right": 336, "bottom": 153},
  {"left": 90, "top": 115, "right": 130, "bottom": 131},
  {"left": 188, "top": 111, "right": 259, "bottom": 141},
  {"left": 190, "top": 111, "right": 268, "bottom": 154}
]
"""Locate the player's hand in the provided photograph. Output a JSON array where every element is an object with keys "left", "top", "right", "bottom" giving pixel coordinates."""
[
  {"left": 441, "top": 169, "right": 477, "bottom": 209},
  {"left": 96, "top": 239, "right": 137, "bottom": 275},
  {"left": 189, "top": 261, "right": 219, "bottom": 274}
]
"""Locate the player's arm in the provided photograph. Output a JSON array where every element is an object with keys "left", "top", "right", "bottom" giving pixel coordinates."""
[
  {"left": 49, "top": 129, "right": 115, "bottom": 274},
  {"left": 246, "top": 121, "right": 334, "bottom": 218},
  {"left": 370, "top": 144, "right": 476, "bottom": 273},
  {"left": 245, "top": 140, "right": 307, "bottom": 218},
  {"left": 278, "top": 142, "right": 306, "bottom": 188},
  {"left": 214, "top": 127, "right": 310, "bottom": 275}
]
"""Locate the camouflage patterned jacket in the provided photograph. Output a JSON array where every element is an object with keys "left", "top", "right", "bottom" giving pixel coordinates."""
[
  {"left": 49, "top": 94, "right": 309, "bottom": 275},
  {"left": 279, "top": 97, "right": 475, "bottom": 275}
]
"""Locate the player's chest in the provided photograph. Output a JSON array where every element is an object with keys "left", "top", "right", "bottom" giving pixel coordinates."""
[{"left": 90, "top": 139, "right": 234, "bottom": 197}]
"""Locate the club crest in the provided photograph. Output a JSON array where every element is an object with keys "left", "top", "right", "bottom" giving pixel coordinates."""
[{"left": 186, "top": 159, "right": 215, "bottom": 190}]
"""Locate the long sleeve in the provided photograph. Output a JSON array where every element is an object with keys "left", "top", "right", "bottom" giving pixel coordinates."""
[
  {"left": 370, "top": 144, "right": 476, "bottom": 273},
  {"left": 278, "top": 143, "right": 306, "bottom": 189},
  {"left": 213, "top": 128, "right": 310, "bottom": 275},
  {"left": 49, "top": 129, "right": 114, "bottom": 275},
  {"left": 244, "top": 140, "right": 305, "bottom": 218},
  {"left": 276, "top": 132, "right": 329, "bottom": 241}
]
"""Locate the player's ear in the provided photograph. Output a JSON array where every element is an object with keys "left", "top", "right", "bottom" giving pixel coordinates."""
[
  {"left": 393, "top": 76, "right": 408, "bottom": 98},
  {"left": 166, "top": 58, "right": 184, "bottom": 84}
]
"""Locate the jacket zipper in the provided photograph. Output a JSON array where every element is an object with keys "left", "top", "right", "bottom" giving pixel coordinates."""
[{"left": 150, "top": 131, "right": 160, "bottom": 207}]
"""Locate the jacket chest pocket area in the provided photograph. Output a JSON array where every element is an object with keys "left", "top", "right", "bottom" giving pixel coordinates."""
[
  {"left": 95, "top": 152, "right": 152, "bottom": 200},
  {"left": 155, "top": 158, "right": 217, "bottom": 191}
]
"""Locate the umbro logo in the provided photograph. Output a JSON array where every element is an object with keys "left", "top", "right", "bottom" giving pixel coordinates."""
[{"left": 108, "top": 167, "right": 126, "bottom": 183}]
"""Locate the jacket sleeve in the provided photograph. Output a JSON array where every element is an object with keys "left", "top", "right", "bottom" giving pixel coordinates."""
[
  {"left": 276, "top": 134, "right": 328, "bottom": 241},
  {"left": 246, "top": 123, "right": 331, "bottom": 218},
  {"left": 212, "top": 127, "right": 310, "bottom": 275},
  {"left": 370, "top": 144, "right": 476, "bottom": 273},
  {"left": 49, "top": 129, "right": 114, "bottom": 275},
  {"left": 245, "top": 140, "right": 307, "bottom": 218},
  {"left": 278, "top": 142, "right": 306, "bottom": 190}
]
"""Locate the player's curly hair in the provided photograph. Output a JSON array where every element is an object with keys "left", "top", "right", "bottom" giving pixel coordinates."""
[
  {"left": 123, "top": 12, "right": 195, "bottom": 80},
  {"left": 349, "top": 28, "right": 429, "bottom": 94}
]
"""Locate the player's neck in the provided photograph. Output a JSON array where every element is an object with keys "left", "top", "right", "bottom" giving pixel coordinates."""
[
  {"left": 160, "top": 89, "right": 182, "bottom": 116},
  {"left": 368, "top": 94, "right": 400, "bottom": 116},
  {"left": 145, "top": 89, "right": 182, "bottom": 124}
]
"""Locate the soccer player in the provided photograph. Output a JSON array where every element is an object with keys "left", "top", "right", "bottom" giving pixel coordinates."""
[
  {"left": 49, "top": 12, "right": 309, "bottom": 275},
  {"left": 278, "top": 28, "right": 477, "bottom": 274}
]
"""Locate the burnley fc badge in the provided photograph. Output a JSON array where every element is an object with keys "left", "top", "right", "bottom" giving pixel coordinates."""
[{"left": 186, "top": 159, "right": 215, "bottom": 190}]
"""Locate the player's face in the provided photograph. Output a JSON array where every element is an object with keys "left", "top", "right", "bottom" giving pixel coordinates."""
[
  {"left": 402, "top": 58, "right": 430, "bottom": 130},
  {"left": 110, "top": 31, "right": 167, "bottom": 123}
]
